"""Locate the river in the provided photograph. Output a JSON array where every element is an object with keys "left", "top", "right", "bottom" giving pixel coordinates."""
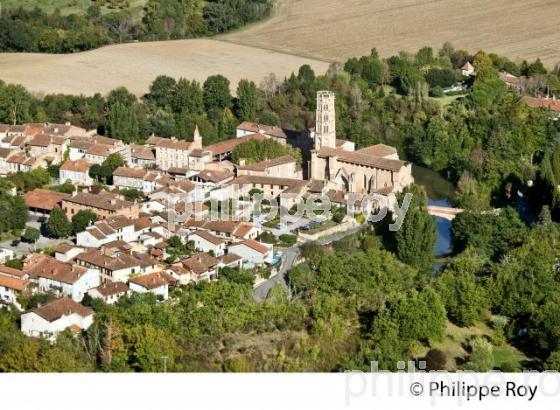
[{"left": 412, "top": 165, "right": 456, "bottom": 261}]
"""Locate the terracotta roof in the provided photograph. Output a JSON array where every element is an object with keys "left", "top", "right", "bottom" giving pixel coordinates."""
[
  {"left": 0, "top": 147, "right": 14, "bottom": 159},
  {"left": 181, "top": 253, "right": 220, "bottom": 275},
  {"left": 24, "top": 254, "right": 88, "bottom": 285},
  {"left": 60, "top": 159, "right": 91, "bottom": 173},
  {"left": 220, "top": 253, "right": 242, "bottom": 265},
  {"left": 55, "top": 242, "right": 76, "bottom": 254},
  {"left": 191, "top": 230, "right": 224, "bottom": 246},
  {"left": 75, "top": 248, "right": 155, "bottom": 271},
  {"left": 63, "top": 191, "right": 135, "bottom": 212},
  {"left": 26, "top": 297, "right": 93, "bottom": 322},
  {"left": 315, "top": 147, "right": 407, "bottom": 172},
  {"left": 129, "top": 272, "right": 170, "bottom": 289},
  {"left": 86, "top": 144, "right": 112, "bottom": 157},
  {"left": 0, "top": 274, "right": 28, "bottom": 291},
  {"left": 24, "top": 189, "right": 71, "bottom": 211},
  {"left": 91, "top": 281, "right": 129, "bottom": 297},
  {"left": 237, "top": 155, "right": 296, "bottom": 171},
  {"left": 205, "top": 134, "right": 267, "bottom": 156},
  {"left": 237, "top": 122, "right": 288, "bottom": 139},
  {"left": 114, "top": 167, "right": 147, "bottom": 179},
  {"left": 150, "top": 137, "right": 192, "bottom": 151},
  {"left": 195, "top": 168, "right": 233, "bottom": 183},
  {"left": 27, "top": 133, "right": 51, "bottom": 147},
  {"left": 234, "top": 239, "right": 269, "bottom": 254},
  {"left": 0, "top": 264, "right": 27, "bottom": 279},
  {"left": 354, "top": 144, "right": 397, "bottom": 158},
  {"left": 521, "top": 96, "right": 560, "bottom": 112},
  {"left": 131, "top": 145, "right": 155, "bottom": 160}
]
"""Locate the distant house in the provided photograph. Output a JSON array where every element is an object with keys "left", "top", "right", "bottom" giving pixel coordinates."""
[
  {"left": 236, "top": 155, "right": 302, "bottom": 179},
  {"left": 521, "top": 96, "right": 560, "bottom": 118},
  {"left": 87, "top": 282, "right": 131, "bottom": 304},
  {"left": 62, "top": 191, "right": 139, "bottom": 220},
  {"left": 24, "top": 188, "right": 71, "bottom": 216},
  {"left": 60, "top": 159, "right": 93, "bottom": 186},
  {"left": 0, "top": 274, "right": 29, "bottom": 307},
  {"left": 461, "top": 61, "right": 476, "bottom": 76},
  {"left": 188, "top": 231, "right": 226, "bottom": 256},
  {"left": 128, "top": 272, "right": 172, "bottom": 300},
  {"left": 76, "top": 215, "right": 136, "bottom": 248},
  {"left": 21, "top": 297, "right": 94, "bottom": 341},
  {"left": 229, "top": 240, "right": 274, "bottom": 266},
  {"left": 176, "top": 252, "right": 221, "bottom": 284},
  {"left": 24, "top": 254, "right": 100, "bottom": 302}
]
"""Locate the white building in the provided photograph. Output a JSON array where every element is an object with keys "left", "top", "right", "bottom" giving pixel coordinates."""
[
  {"left": 59, "top": 159, "right": 93, "bottom": 186},
  {"left": 87, "top": 282, "right": 131, "bottom": 305},
  {"left": 21, "top": 297, "right": 94, "bottom": 341},
  {"left": 229, "top": 240, "right": 274, "bottom": 266},
  {"left": 0, "top": 275, "right": 29, "bottom": 307},
  {"left": 76, "top": 216, "right": 136, "bottom": 248},
  {"left": 188, "top": 231, "right": 226, "bottom": 257},
  {"left": 128, "top": 272, "right": 170, "bottom": 300},
  {"left": 0, "top": 248, "right": 15, "bottom": 264},
  {"left": 24, "top": 254, "right": 100, "bottom": 302}
]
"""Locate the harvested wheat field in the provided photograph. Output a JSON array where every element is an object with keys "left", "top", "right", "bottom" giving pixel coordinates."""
[
  {"left": 0, "top": 39, "right": 329, "bottom": 96},
  {"left": 223, "top": 0, "right": 560, "bottom": 66}
]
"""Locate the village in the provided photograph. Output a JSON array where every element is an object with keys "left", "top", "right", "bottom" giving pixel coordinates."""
[{"left": 0, "top": 90, "right": 416, "bottom": 341}]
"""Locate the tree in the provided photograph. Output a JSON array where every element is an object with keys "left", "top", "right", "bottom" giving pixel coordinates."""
[
  {"left": 235, "top": 79, "right": 260, "bottom": 121},
  {"left": 107, "top": 102, "right": 139, "bottom": 143},
  {"left": 172, "top": 78, "right": 204, "bottom": 114},
  {"left": 46, "top": 206, "right": 72, "bottom": 238},
  {"left": 465, "top": 336, "right": 493, "bottom": 371},
  {"left": 0, "top": 83, "right": 34, "bottom": 125},
  {"left": 425, "top": 348, "right": 447, "bottom": 371},
  {"left": 437, "top": 250, "right": 489, "bottom": 326},
  {"left": 71, "top": 210, "right": 98, "bottom": 235},
  {"left": 102, "top": 153, "right": 126, "bottom": 173},
  {"left": 147, "top": 75, "right": 177, "bottom": 108},
  {"left": 203, "top": 75, "right": 231, "bottom": 111},
  {"left": 21, "top": 227, "right": 40, "bottom": 244},
  {"left": 393, "top": 186, "right": 436, "bottom": 271}
]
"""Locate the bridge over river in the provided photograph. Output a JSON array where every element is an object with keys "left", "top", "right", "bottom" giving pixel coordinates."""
[{"left": 427, "top": 205, "right": 464, "bottom": 221}]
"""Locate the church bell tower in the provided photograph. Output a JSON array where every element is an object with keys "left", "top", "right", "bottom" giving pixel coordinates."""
[{"left": 314, "top": 91, "right": 336, "bottom": 150}]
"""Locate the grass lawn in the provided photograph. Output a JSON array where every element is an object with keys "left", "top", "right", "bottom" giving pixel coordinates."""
[
  {"left": 1, "top": 0, "right": 147, "bottom": 16},
  {"left": 416, "top": 320, "right": 529, "bottom": 371}
]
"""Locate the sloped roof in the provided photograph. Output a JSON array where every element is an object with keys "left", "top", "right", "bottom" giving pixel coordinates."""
[{"left": 25, "top": 297, "right": 93, "bottom": 322}]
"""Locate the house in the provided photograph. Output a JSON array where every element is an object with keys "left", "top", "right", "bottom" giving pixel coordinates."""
[
  {"left": 236, "top": 155, "right": 302, "bottom": 179},
  {"left": 24, "top": 188, "right": 71, "bottom": 216},
  {"left": 461, "top": 61, "right": 476, "bottom": 76},
  {"left": 6, "top": 152, "right": 40, "bottom": 173},
  {"left": 235, "top": 122, "right": 290, "bottom": 145},
  {"left": 0, "top": 147, "right": 15, "bottom": 174},
  {"left": 54, "top": 243, "right": 85, "bottom": 262},
  {"left": 188, "top": 231, "right": 226, "bottom": 256},
  {"left": 74, "top": 248, "right": 159, "bottom": 283},
  {"left": 62, "top": 191, "right": 139, "bottom": 220},
  {"left": 128, "top": 272, "right": 172, "bottom": 300},
  {"left": 147, "top": 136, "right": 193, "bottom": 170},
  {"left": 521, "top": 96, "right": 560, "bottom": 118},
  {"left": 87, "top": 282, "right": 131, "bottom": 304},
  {"left": 0, "top": 248, "right": 15, "bottom": 264},
  {"left": 176, "top": 252, "right": 221, "bottom": 283},
  {"left": 0, "top": 274, "right": 29, "bottom": 307},
  {"left": 196, "top": 219, "right": 260, "bottom": 240},
  {"left": 21, "top": 297, "right": 94, "bottom": 341},
  {"left": 59, "top": 159, "right": 93, "bottom": 186},
  {"left": 228, "top": 240, "right": 274, "bottom": 266},
  {"left": 76, "top": 215, "right": 136, "bottom": 248},
  {"left": 189, "top": 168, "right": 234, "bottom": 189},
  {"left": 23, "top": 254, "right": 100, "bottom": 302},
  {"left": 130, "top": 144, "right": 156, "bottom": 168},
  {"left": 113, "top": 167, "right": 169, "bottom": 194},
  {"left": 219, "top": 253, "right": 243, "bottom": 270}
]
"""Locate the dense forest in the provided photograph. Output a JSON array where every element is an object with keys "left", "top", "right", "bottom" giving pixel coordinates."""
[
  {"left": 0, "top": 0, "right": 273, "bottom": 53},
  {"left": 0, "top": 43, "right": 560, "bottom": 371}
]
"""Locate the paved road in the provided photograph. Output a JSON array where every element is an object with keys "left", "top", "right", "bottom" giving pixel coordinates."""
[{"left": 252, "top": 224, "right": 365, "bottom": 300}]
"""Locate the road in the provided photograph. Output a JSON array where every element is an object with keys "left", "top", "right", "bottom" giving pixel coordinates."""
[{"left": 252, "top": 224, "right": 365, "bottom": 300}]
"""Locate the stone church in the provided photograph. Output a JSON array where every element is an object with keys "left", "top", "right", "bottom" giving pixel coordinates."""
[{"left": 309, "top": 91, "right": 414, "bottom": 194}]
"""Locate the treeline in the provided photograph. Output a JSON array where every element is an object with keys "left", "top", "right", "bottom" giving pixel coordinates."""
[
  {"left": 0, "top": 0, "right": 273, "bottom": 53},
  {"left": 1, "top": 43, "right": 560, "bottom": 218}
]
